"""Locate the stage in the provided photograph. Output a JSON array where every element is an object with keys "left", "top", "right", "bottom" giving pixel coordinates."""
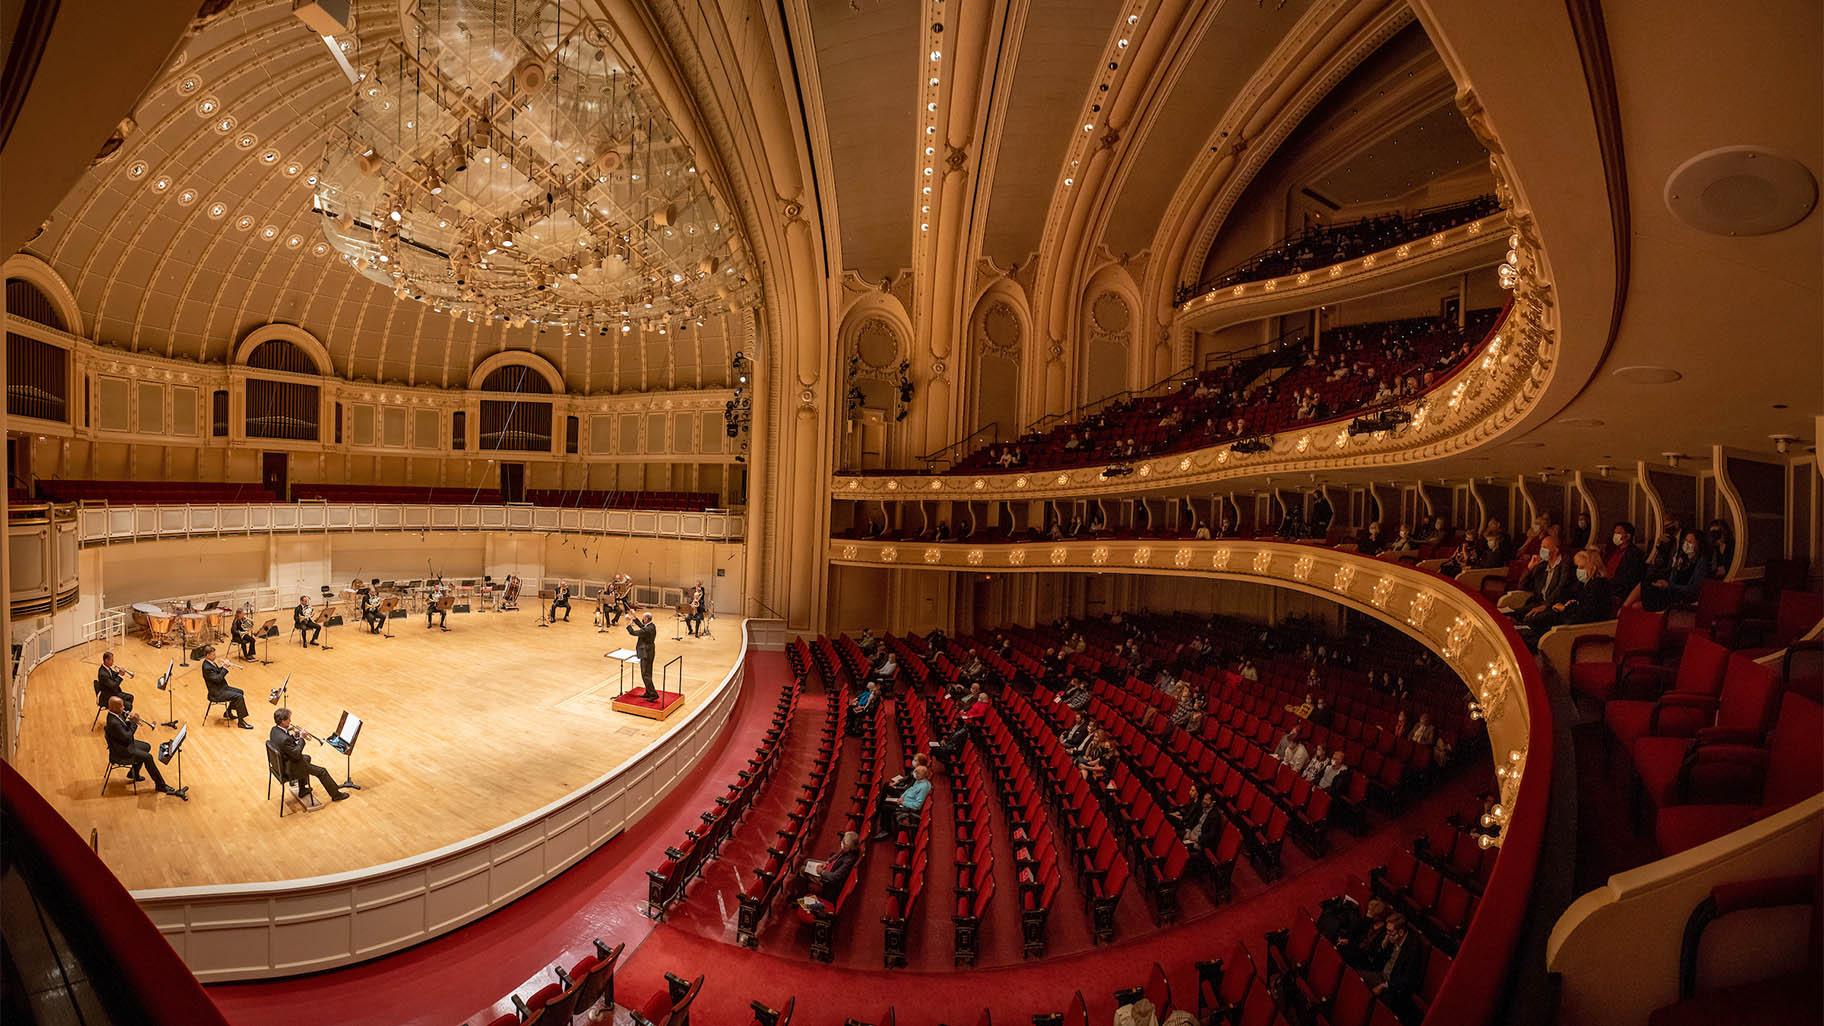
[{"left": 13, "top": 607, "right": 744, "bottom": 892}]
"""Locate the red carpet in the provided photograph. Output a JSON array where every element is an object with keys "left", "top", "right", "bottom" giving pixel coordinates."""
[
  {"left": 612, "top": 689, "right": 687, "bottom": 718},
  {"left": 207, "top": 658, "right": 1484, "bottom": 1026}
]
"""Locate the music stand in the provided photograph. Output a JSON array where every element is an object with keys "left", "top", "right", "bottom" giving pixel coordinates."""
[
  {"left": 535, "top": 590, "right": 553, "bottom": 629},
  {"left": 155, "top": 660, "right": 178, "bottom": 728},
  {"left": 258, "top": 619, "right": 279, "bottom": 665},
  {"left": 177, "top": 618, "right": 193, "bottom": 668},
  {"left": 605, "top": 648, "right": 639, "bottom": 697},
  {"left": 318, "top": 604, "right": 338, "bottom": 651},
  {"left": 379, "top": 597, "right": 399, "bottom": 639},
  {"left": 159, "top": 723, "right": 190, "bottom": 798},
  {"left": 325, "top": 711, "right": 364, "bottom": 790}
]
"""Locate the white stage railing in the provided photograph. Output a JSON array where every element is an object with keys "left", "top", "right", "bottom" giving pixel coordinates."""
[
  {"left": 7, "top": 624, "right": 56, "bottom": 761},
  {"left": 76, "top": 502, "right": 745, "bottom": 547}
]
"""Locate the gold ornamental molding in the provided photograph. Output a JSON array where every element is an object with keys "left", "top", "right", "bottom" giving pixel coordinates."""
[
  {"left": 1173, "top": 211, "right": 1511, "bottom": 337},
  {"left": 831, "top": 257, "right": 1555, "bottom": 504},
  {"left": 828, "top": 536, "right": 1535, "bottom": 839}
]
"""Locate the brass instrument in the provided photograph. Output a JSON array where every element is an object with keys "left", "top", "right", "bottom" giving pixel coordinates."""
[{"left": 287, "top": 724, "right": 325, "bottom": 745}]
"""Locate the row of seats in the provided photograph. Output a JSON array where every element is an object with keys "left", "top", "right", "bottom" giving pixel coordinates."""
[
  {"left": 646, "top": 676, "right": 805, "bottom": 915},
  {"left": 36, "top": 478, "right": 280, "bottom": 505},
  {"left": 881, "top": 686, "right": 935, "bottom": 967}
]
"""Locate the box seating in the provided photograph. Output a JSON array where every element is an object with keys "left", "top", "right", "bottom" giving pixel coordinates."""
[
  {"left": 1652, "top": 692, "right": 1824, "bottom": 855},
  {"left": 1629, "top": 653, "right": 1782, "bottom": 824}
]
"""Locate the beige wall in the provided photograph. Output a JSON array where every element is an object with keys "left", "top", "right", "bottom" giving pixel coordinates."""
[{"left": 81, "top": 532, "right": 745, "bottom": 617}]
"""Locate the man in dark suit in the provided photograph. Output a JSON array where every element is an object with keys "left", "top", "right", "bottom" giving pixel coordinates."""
[
  {"left": 200, "top": 645, "right": 253, "bottom": 728},
  {"left": 1364, "top": 913, "right": 1425, "bottom": 1022},
  {"left": 549, "top": 582, "right": 572, "bottom": 623},
  {"left": 95, "top": 651, "right": 134, "bottom": 714},
  {"left": 361, "top": 591, "right": 386, "bottom": 634},
  {"left": 426, "top": 580, "right": 450, "bottom": 630},
  {"left": 789, "top": 831, "right": 861, "bottom": 900},
  {"left": 269, "top": 707, "right": 348, "bottom": 805},
  {"left": 103, "top": 697, "right": 186, "bottom": 797},
  {"left": 294, "top": 595, "right": 322, "bottom": 646},
  {"left": 627, "top": 612, "right": 658, "bottom": 700}
]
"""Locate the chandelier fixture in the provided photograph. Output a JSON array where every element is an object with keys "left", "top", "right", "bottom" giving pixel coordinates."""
[{"left": 311, "top": 0, "right": 756, "bottom": 334}]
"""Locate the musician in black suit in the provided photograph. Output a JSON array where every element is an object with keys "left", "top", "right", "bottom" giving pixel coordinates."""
[
  {"left": 95, "top": 651, "right": 134, "bottom": 714},
  {"left": 200, "top": 645, "right": 253, "bottom": 728},
  {"left": 549, "top": 582, "right": 572, "bottom": 622},
  {"left": 360, "top": 589, "right": 386, "bottom": 634},
  {"left": 230, "top": 607, "right": 258, "bottom": 659},
  {"left": 627, "top": 612, "right": 659, "bottom": 700},
  {"left": 426, "top": 580, "right": 449, "bottom": 630},
  {"left": 103, "top": 697, "right": 186, "bottom": 797},
  {"left": 294, "top": 595, "right": 322, "bottom": 647},
  {"left": 269, "top": 707, "right": 348, "bottom": 803},
  {"left": 685, "top": 583, "right": 706, "bottom": 637}
]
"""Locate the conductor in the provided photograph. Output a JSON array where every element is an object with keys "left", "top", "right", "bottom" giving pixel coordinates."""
[
  {"left": 95, "top": 651, "right": 134, "bottom": 713},
  {"left": 103, "top": 697, "right": 187, "bottom": 798},
  {"left": 201, "top": 645, "right": 254, "bottom": 728},
  {"left": 627, "top": 612, "right": 659, "bottom": 700},
  {"left": 269, "top": 708, "right": 349, "bottom": 804}
]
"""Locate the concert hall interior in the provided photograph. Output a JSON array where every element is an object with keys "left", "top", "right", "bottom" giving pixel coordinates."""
[{"left": 0, "top": 3, "right": 1818, "bottom": 1026}]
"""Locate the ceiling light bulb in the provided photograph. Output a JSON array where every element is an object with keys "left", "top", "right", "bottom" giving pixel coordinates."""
[
  {"left": 389, "top": 209, "right": 402, "bottom": 222},
  {"left": 930, "top": 50, "right": 942, "bottom": 61}
]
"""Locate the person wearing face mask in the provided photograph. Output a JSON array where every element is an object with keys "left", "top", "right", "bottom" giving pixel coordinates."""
[
  {"left": 1569, "top": 511, "right": 1592, "bottom": 550},
  {"left": 1356, "top": 520, "right": 1386, "bottom": 556},
  {"left": 1507, "top": 531, "right": 1569, "bottom": 623},
  {"left": 1519, "top": 549, "right": 1611, "bottom": 644},
  {"left": 1386, "top": 523, "right": 1419, "bottom": 555},
  {"left": 1627, "top": 530, "right": 1711, "bottom": 611},
  {"left": 1481, "top": 518, "right": 1513, "bottom": 564},
  {"left": 1705, "top": 519, "right": 1735, "bottom": 577},
  {"left": 1603, "top": 521, "right": 1647, "bottom": 595},
  {"left": 1517, "top": 514, "right": 1552, "bottom": 559}
]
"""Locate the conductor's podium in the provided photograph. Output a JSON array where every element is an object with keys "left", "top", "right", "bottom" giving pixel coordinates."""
[{"left": 606, "top": 648, "right": 687, "bottom": 720}]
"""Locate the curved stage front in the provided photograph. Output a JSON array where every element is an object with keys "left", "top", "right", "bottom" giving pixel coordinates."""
[{"left": 13, "top": 607, "right": 764, "bottom": 981}]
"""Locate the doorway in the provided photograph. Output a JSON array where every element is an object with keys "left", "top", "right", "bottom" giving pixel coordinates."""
[
  {"left": 261, "top": 452, "right": 288, "bottom": 500},
  {"left": 499, "top": 462, "right": 526, "bottom": 503}
]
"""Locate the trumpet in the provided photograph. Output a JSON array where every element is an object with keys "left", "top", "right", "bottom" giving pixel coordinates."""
[
  {"left": 288, "top": 724, "right": 325, "bottom": 745},
  {"left": 119, "top": 667, "right": 137, "bottom": 678}
]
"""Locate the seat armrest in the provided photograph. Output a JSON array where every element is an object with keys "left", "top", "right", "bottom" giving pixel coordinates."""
[{"left": 1694, "top": 726, "right": 1763, "bottom": 745}]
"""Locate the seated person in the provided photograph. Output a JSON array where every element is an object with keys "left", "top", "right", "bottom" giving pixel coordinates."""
[
  {"left": 293, "top": 595, "right": 322, "bottom": 646},
  {"left": 873, "top": 765, "right": 932, "bottom": 840},
  {"left": 1076, "top": 728, "right": 1113, "bottom": 784},
  {"left": 1520, "top": 548, "right": 1612, "bottom": 641},
  {"left": 1308, "top": 695, "right": 1333, "bottom": 727},
  {"left": 1061, "top": 716, "right": 1092, "bottom": 755},
  {"left": 1054, "top": 676, "right": 1092, "bottom": 711},
  {"left": 1506, "top": 533, "right": 1568, "bottom": 619},
  {"left": 1273, "top": 726, "right": 1310, "bottom": 772},
  {"left": 1361, "top": 914, "right": 1425, "bottom": 1022},
  {"left": 857, "top": 627, "right": 878, "bottom": 655},
  {"left": 200, "top": 646, "right": 252, "bottom": 729},
  {"left": 867, "top": 650, "right": 899, "bottom": 689},
  {"left": 846, "top": 681, "right": 882, "bottom": 736},
  {"left": 94, "top": 651, "right": 133, "bottom": 714},
  {"left": 268, "top": 707, "right": 348, "bottom": 804},
  {"left": 102, "top": 697, "right": 186, "bottom": 798},
  {"left": 1311, "top": 749, "right": 1350, "bottom": 790},
  {"left": 1356, "top": 522, "right": 1386, "bottom": 556},
  {"left": 1408, "top": 712, "right": 1437, "bottom": 746},
  {"left": 230, "top": 606, "right": 259, "bottom": 660},
  {"left": 790, "top": 831, "right": 861, "bottom": 903},
  {"left": 872, "top": 755, "right": 930, "bottom": 825},
  {"left": 1385, "top": 523, "right": 1420, "bottom": 555},
  {"left": 930, "top": 693, "right": 989, "bottom": 757},
  {"left": 1602, "top": 521, "right": 1647, "bottom": 596},
  {"left": 1626, "top": 530, "right": 1711, "bottom": 611},
  {"left": 1177, "top": 788, "right": 1222, "bottom": 853}
]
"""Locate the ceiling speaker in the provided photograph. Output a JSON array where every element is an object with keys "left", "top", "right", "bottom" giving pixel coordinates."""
[
  {"left": 1665, "top": 146, "right": 1817, "bottom": 236},
  {"left": 514, "top": 58, "right": 548, "bottom": 95}
]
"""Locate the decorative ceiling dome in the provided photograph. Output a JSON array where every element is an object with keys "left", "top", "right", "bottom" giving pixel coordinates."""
[{"left": 313, "top": 0, "right": 756, "bottom": 333}]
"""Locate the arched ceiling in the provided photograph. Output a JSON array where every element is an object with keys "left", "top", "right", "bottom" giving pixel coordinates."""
[{"left": 25, "top": 0, "right": 742, "bottom": 394}]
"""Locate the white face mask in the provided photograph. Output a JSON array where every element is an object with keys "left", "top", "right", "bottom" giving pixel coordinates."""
[
  {"left": 1613, "top": 533, "right": 1626, "bottom": 546},
  {"left": 1539, "top": 548, "right": 1555, "bottom": 563},
  {"left": 1683, "top": 543, "right": 1697, "bottom": 556},
  {"left": 1576, "top": 568, "right": 1591, "bottom": 582}
]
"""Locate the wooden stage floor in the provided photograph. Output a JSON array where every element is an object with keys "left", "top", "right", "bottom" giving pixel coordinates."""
[{"left": 13, "top": 607, "right": 744, "bottom": 891}]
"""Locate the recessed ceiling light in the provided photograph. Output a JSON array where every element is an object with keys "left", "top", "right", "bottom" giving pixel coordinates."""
[
  {"left": 260, "top": 149, "right": 280, "bottom": 164},
  {"left": 177, "top": 76, "right": 201, "bottom": 95},
  {"left": 151, "top": 176, "right": 171, "bottom": 192},
  {"left": 283, "top": 162, "right": 302, "bottom": 176},
  {"left": 312, "top": 242, "right": 329, "bottom": 256},
  {"left": 235, "top": 215, "right": 255, "bottom": 231},
  {"left": 236, "top": 133, "right": 257, "bottom": 149},
  {"left": 196, "top": 97, "right": 219, "bottom": 116},
  {"left": 207, "top": 202, "right": 227, "bottom": 218},
  {"left": 215, "top": 116, "right": 237, "bottom": 134},
  {"left": 260, "top": 225, "right": 279, "bottom": 240},
  {"left": 127, "top": 161, "right": 148, "bottom": 179},
  {"left": 1611, "top": 365, "right": 1683, "bottom": 384},
  {"left": 286, "top": 235, "right": 303, "bottom": 248},
  {"left": 176, "top": 188, "right": 197, "bottom": 205}
]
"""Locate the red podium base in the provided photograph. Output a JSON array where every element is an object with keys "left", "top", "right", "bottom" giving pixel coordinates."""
[{"left": 611, "top": 689, "right": 686, "bottom": 720}]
